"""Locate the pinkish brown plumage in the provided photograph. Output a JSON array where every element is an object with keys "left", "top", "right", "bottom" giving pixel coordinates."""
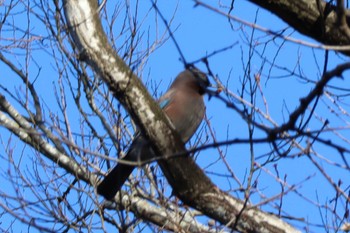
[{"left": 97, "top": 68, "right": 209, "bottom": 200}]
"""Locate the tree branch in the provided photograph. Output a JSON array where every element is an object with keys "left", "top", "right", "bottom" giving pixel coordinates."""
[
  {"left": 62, "top": 0, "right": 300, "bottom": 231},
  {"left": 247, "top": 0, "right": 350, "bottom": 55}
]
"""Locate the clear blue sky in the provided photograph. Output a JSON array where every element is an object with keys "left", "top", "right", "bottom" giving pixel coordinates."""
[{"left": 0, "top": 0, "right": 349, "bottom": 232}]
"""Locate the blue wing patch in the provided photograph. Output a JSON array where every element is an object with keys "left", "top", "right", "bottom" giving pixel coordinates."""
[{"left": 159, "top": 98, "right": 170, "bottom": 109}]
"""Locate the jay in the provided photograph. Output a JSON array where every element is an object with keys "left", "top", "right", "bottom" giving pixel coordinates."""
[{"left": 97, "top": 68, "right": 210, "bottom": 200}]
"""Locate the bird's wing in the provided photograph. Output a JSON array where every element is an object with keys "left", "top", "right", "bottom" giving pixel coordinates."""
[{"left": 158, "top": 89, "right": 176, "bottom": 110}]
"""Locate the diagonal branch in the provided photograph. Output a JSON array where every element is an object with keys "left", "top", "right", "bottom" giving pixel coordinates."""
[
  {"left": 247, "top": 0, "right": 350, "bottom": 55},
  {"left": 0, "top": 90, "right": 220, "bottom": 233},
  {"left": 272, "top": 62, "right": 350, "bottom": 136},
  {"left": 62, "top": 0, "right": 300, "bottom": 232}
]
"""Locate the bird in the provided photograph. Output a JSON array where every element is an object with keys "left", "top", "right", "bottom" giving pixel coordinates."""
[{"left": 97, "top": 68, "right": 210, "bottom": 200}]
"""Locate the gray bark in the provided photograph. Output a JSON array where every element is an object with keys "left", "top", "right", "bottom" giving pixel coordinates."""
[
  {"left": 62, "top": 0, "right": 300, "bottom": 232},
  {"left": 248, "top": 0, "right": 350, "bottom": 55}
]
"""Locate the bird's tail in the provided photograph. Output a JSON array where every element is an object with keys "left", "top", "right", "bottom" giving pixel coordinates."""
[
  {"left": 97, "top": 134, "right": 151, "bottom": 200},
  {"left": 97, "top": 163, "right": 135, "bottom": 200}
]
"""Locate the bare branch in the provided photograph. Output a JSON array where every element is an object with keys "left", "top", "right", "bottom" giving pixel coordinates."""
[{"left": 62, "top": 0, "right": 299, "bottom": 232}]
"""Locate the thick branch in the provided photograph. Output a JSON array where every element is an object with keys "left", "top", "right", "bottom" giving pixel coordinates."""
[
  {"left": 63, "top": 0, "right": 299, "bottom": 232},
  {"left": 248, "top": 0, "right": 350, "bottom": 54}
]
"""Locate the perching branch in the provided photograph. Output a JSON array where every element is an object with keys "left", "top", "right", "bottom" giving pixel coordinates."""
[{"left": 62, "top": 0, "right": 300, "bottom": 232}]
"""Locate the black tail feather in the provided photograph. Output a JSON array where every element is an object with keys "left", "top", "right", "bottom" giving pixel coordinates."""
[{"left": 97, "top": 163, "right": 135, "bottom": 200}]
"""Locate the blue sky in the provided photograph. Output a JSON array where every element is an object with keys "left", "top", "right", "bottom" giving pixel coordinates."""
[{"left": 1, "top": 0, "right": 349, "bottom": 232}]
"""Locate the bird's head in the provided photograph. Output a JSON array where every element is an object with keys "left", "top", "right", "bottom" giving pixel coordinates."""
[{"left": 172, "top": 68, "right": 210, "bottom": 95}]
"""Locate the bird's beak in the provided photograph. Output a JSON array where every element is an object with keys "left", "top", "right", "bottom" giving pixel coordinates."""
[{"left": 205, "top": 83, "right": 222, "bottom": 100}]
